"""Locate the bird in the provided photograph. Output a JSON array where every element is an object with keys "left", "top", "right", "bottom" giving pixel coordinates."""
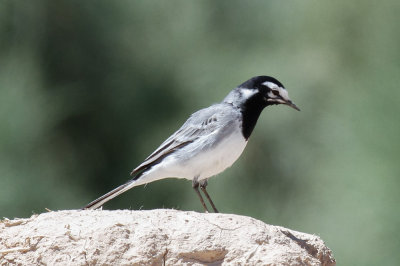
[{"left": 83, "top": 75, "right": 300, "bottom": 212}]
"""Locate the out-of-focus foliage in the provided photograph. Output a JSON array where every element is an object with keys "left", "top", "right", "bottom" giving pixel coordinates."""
[{"left": 1, "top": 1, "right": 399, "bottom": 264}]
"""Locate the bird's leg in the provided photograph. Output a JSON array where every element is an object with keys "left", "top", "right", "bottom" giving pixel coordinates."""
[
  {"left": 199, "top": 180, "right": 219, "bottom": 213},
  {"left": 192, "top": 179, "right": 209, "bottom": 213}
]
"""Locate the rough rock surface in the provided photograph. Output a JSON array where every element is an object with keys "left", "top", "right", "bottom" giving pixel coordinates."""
[{"left": 0, "top": 209, "right": 335, "bottom": 265}]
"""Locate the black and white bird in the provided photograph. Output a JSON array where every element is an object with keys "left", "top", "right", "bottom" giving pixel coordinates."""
[{"left": 84, "top": 76, "right": 299, "bottom": 212}]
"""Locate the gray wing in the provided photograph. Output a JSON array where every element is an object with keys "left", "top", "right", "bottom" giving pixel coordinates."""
[{"left": 130, "top": 103, "right": 236, "bottom": 177}]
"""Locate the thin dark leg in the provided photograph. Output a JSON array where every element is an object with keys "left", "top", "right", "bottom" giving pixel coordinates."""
[
  {"left": 199, "top": 180, "right": 219, "bottom": 213},
  {"left": 192, "top": 179, "right": 209, "bottom": 213}
]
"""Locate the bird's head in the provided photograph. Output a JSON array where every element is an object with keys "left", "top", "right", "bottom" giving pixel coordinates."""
[{"left": 224, "top": 76, "right": 300, "bottom": 111}]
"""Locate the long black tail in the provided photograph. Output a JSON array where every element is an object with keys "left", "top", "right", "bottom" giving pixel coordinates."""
[{"left": 82, "top": 179, "right": 137, "bottom": 210}]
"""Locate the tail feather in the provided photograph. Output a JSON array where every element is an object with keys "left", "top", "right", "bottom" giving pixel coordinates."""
[
  {"left": 83, "top": 179, "right": 137, "bottom": 210},
  {"left": 83, "top": 166, "right": 167, "bottom": 209}
]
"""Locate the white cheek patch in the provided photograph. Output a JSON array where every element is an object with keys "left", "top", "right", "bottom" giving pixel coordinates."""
[
  {"left": 267, "top": 98, "right": 285, "bottom": 103},
  {"left": 267, "top": 91, "right": 275, "bottom": 98}
]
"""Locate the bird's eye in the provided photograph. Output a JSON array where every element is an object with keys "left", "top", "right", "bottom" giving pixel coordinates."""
[{"left": 272, "top": 90, "right": 280, "bottom": 96}]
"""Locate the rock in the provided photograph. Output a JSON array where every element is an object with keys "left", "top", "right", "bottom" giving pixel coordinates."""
[{"left": 0, "top": 209, "right": 335, "bottom": 265}]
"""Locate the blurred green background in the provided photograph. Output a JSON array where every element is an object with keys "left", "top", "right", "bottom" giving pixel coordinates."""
[{"left": 1, "top": 1, "right": 399, "bottom": 264}]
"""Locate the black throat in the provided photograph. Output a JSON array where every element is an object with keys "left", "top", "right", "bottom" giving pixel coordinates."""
[{"left": 240, "top": 95, "right": 267, "bottom": 140}]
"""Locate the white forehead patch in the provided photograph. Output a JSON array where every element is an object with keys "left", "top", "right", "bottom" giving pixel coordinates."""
[
  {"left": 262, "top": 81, "right": 279, "bottom": 90},
  {"left": 263, "top": 81, "right": 290, "bottom": 101},
  {"left": 278, "top": 87, "right": 289, "bottom": 101}
]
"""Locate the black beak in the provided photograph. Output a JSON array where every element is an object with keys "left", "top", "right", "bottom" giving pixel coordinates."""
[{"left": 285, "top": 100, "right": 300, "bottom": 111}]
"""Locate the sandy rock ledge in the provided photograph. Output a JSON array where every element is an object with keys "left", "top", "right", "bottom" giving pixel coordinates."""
[{"left": 0, "top": 209, "right": 335, "bottom": 265}]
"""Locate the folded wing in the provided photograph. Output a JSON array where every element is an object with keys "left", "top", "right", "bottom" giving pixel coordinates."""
[{"left": 130, "top": 105, "right": 224, "bottom": 178}]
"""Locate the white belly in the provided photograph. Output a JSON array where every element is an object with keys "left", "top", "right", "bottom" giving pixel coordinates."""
[
  {"left": 135, "top": 126, "right": 248, "bottom": 185},
  {"left": 190, "top": 129, "right": 247, "bottom": 180}
]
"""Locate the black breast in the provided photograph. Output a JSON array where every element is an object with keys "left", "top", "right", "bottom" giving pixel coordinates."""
[{"left": 240, "top": 96, "right": 266, "bottom": 140}]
